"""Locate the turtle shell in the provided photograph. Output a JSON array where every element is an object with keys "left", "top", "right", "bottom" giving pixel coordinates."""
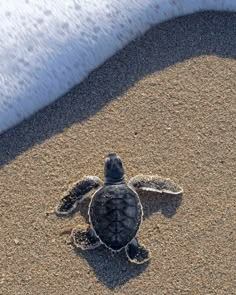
[{"left": 89, "top": 184, "right": 143, "bottom": 251}]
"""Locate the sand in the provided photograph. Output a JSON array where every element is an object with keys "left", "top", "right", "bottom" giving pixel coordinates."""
[{"left": 0, "top": 12, "right": 235, "bottom": 295}]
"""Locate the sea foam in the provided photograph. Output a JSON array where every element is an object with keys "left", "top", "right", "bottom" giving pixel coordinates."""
[{"left": 0, "top": 0, "right": 236, "bottom": 134}]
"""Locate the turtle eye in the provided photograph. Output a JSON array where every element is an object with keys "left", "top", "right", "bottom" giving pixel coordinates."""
[{"left": 106, "top": 160, "right": 111, "bottom": 168}]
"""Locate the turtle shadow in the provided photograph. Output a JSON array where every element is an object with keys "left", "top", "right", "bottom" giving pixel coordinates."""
[
  {"left": 57, "top": 200, "right": 149, "bottom": 288},
  {"left": 139, "top": 191, "right": 183, "bottom": 219},
  {"left": 60, "top": 191, "right": 181, "bottom": 288},
  {"left": 73, "top": 245, "right": 149, "bottom": 289}
]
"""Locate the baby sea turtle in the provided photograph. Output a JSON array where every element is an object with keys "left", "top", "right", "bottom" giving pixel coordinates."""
[{"left": 55, "top": 153, "right": 183, "bottom": 264}]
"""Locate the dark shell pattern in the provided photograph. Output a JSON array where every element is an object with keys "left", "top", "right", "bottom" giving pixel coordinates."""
[{"left": 89, "top": 184, "right": 143, "bottom": 251}]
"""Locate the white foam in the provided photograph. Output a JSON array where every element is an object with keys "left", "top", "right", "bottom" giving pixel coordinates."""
[{"left": 0, "top": 0, "right": 236, "bottom": 134}]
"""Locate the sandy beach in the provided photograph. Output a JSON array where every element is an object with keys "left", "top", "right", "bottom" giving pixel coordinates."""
[{"left": 0, "top": 11, "right": 235, "bottom": 294}]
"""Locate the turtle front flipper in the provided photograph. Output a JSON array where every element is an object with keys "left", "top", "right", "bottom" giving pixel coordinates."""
[
  {"left": 55, "top": 176, "right": 102, "bottom": 215},
  {"left": 72, "top": 226, "right": 101, "bottom": 250},
  {"left": 128, "top": 175, "right": 183, "bottom": 195},
  {"left": 125, "top": 238, "right": 150, "bottom": 264}
]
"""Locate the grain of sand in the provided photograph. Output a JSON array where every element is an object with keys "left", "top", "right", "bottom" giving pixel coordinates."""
[{"left": 0, "top": 12, "right": 235, "bottom": 295}]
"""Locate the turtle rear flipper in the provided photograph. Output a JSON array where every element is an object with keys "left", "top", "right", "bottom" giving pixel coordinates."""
[
  {"left": 128, "top": 175, "right": 183, "bottom": 195},
  {"left": 55, "top": 176, "right": 102, "bottom": 215},
  {"left": 125, "top": 238, "right": 150, "bottom": 264},
  {"left": 72, "top": 227, "right": 101, "bottom": 250}
]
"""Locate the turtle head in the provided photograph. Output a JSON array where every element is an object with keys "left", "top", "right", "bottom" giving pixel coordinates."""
[{"left": 104, "top": 153, "right": 125, "bottom": 185}]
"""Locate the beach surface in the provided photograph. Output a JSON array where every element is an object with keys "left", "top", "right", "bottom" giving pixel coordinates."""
[{"left": 0, "top": 12, "right": 235, "bottom": 294}]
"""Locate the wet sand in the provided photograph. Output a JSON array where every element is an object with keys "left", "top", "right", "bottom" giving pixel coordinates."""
[{"left": 0, "top": 12, "right": 235, "bottom": 294}]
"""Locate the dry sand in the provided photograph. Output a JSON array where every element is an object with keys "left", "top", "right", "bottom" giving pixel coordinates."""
[{"left": 0, "top": 12, "right": 236, "bottom": 295}]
